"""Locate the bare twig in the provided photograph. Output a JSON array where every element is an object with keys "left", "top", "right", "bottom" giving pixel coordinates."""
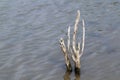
[
  {"left": 67, "top": 26, "right": 70, "bottom": 51},
  {"left": 80, "top": 19, "right": 85, "bottom": 57}
]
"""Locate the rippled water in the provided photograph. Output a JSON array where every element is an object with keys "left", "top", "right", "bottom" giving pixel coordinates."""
[{"left": 0, "top": 0, "right": 120, "bottom": 80}]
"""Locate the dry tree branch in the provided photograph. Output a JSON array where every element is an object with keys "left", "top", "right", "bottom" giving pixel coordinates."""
[
  {"left": 72, "top": 10, "right": 80, "bottom": 54},
  {"left": 59, "top": 35, "right": 72, "bottom": 71},
  {"left": 80, "top": 19, "right": 85, "bottom": 57},
  {"left": 67, "top": 26, "right": 70, "bottom": 51},
  {"left": 71, "top": 10, "right": 81, "bottom": 73},
  {"left": 59, "top": 10, "right": 85, "bottom": 74}
]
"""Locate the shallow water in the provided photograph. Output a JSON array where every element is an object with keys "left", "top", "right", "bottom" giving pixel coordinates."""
[{"left": 0, "top": 0, "right": 120, "bottom": 80}]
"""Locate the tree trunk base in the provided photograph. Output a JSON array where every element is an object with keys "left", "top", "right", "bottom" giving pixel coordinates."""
[{"left": 75, "top": 67, "right": 80, "bottom": 75}]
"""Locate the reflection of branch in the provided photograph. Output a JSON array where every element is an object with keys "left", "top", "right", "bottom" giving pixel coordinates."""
[
  {"left": 74, "top": 71, "right": 80, "bottom": 80},
  {"left": 64, "top": 70, "right": 71, "bottom": 80},
  {"left": 63, "top": 70, "right": 81, "bottom": 80},
  {"left": 74, "top": 74, "right": 80, "bottom": 80}
]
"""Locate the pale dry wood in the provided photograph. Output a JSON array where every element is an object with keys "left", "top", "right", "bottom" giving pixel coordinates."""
[
  {"left": 72, "top": 10, "right": 80, "bottom": 66},
  {"left": 67, "top": 26, "right": 70, "bottom": 51},
  {"left": 71, "top": 10, "right": 85, "bottom": 72},
  {"left": 59, "top": 38, "right": 71, "bottom": 70},
  {"left": 80, "top": 19, "right": 85, "bottom": 57},
  {"left": 72, "top": 10, "right": 80, "bottom": 53},
  {"left": 59, "top": 10, "right": 85, "bottom": 73}
]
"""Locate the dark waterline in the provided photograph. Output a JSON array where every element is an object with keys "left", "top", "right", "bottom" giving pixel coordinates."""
[{"left": 0, "top": 0, "right": 120, "bottom": 80}]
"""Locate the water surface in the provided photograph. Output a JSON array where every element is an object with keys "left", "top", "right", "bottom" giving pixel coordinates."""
[{"left": 0, "top": 0, "right": 120, "bottom": 80}]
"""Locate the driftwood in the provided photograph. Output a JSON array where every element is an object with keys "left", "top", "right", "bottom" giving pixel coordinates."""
[{"left": 59, "top": 10, "right": 85, "bottom": 74}]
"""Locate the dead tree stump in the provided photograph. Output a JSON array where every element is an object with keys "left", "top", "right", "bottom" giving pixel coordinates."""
[{"left": 59, "top": 10, "right": 85, "bottom": 74}]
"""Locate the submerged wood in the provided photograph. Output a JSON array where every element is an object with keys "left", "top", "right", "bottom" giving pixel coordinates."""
[{"left": 59, "top": 10, "right": 85, "bottom": 74}]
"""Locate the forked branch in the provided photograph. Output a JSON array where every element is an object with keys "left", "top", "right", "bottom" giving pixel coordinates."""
[{"left": 59, "top": 10, "right": 85, "bottom": 73}]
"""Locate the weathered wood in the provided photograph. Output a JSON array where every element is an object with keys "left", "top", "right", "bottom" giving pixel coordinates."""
[
  {"left": 59, "top": 10, "right": 85, "bottom": 74},
  {"left": 59, "top": 38, "right": 72, "bottom": 71},
  {"left": 67, "top": 26, "right": 70, "bottom": 51},
  {"left": 72, "top": 10, "right": 83, "bottom": 74},
  {"left": 80, "top": 19, "right": 85, "bottom": 58}
]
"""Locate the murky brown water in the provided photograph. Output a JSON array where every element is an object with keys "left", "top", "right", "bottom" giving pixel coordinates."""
[{"left": 0, "top": 0, "right": 120, "bottom": 80}]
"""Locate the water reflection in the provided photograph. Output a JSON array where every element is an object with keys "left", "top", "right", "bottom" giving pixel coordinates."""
[
  {"left": 63, "top": 70, "right": 80, "bottom": 80},
  {"left": 63, "top": 70, "right": 71, "bottom": 80},
  {"left": 74, "top": 72, "right": 80, "bottom": 80}
]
